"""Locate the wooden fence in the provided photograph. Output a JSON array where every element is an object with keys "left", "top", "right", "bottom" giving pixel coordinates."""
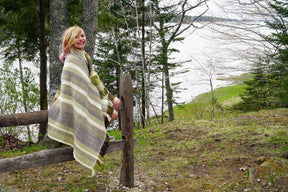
[{"left": 0, "top": 74, "right": 135, "bottom": 188}]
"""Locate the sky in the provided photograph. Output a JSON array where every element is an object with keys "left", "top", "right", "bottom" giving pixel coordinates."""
[
  {"left": 205, "top": 0, "right": 252, "bottom": 20},
  {"left": 206, "top": 0, "right": 227, "bottom": 17}
]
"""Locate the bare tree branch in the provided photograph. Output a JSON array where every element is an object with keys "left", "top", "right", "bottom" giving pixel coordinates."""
[{"left": 168, "top": 0, "right": 209, "bottom": 44}]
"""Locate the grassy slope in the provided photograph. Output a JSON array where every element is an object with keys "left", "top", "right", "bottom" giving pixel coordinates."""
[{"left": 0, "top": 80, "right": 288, "bottom": 191}]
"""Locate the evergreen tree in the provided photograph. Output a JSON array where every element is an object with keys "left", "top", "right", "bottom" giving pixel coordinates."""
[
  {"left": 0, "top": 62, "right": 39, "bottom": 141},
  {"left": 266, "top": 0, "right": 288, "bottom": 107},
  {"left": 0, "top": 0, "right": 39, "bottom": 61},
  {"left": 238, "top": 59, "right": 273, "bottom": 111},
  {"left": 150, "top": 0, "right": 208, "bottom": 122},
  {"left": 239, "top": 0, "right": 288, "bottom": 110},
  {"left": 0, "top": 0, "right": 41, "bottom": 141},
  {"left": 97, "top": 0, "right": 165, "bottom": 128},
  {"left": 96, "top": 0, "right": 143, "bottom": 129},
  {"left": 94, "top": 31, "right": 131, "bottom": 95}
]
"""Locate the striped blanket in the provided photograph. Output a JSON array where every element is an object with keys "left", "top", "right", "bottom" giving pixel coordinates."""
[{"left": 48, "top": 52, "right": 108, "bottom": 176}]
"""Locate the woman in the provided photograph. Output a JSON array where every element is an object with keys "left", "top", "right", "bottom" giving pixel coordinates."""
[{"left": 48, "top": 26, "right": 120, "bottom": 176}]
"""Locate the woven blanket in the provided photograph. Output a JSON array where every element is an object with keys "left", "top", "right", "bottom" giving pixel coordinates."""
[{"left": 48, "top": 52, "right": 107, "bottom": 176}]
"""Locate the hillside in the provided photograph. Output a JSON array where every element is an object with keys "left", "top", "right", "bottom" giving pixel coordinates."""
[{"left": 0, "top": 84, "right": 288, "bottom": 191}]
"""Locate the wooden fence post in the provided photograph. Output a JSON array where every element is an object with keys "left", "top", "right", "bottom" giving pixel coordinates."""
[{"left": 119, "top": 74, "right": 134, "bottom": 188}]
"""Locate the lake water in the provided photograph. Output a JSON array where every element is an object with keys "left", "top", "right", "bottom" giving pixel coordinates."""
[{"left": 147, "top": 21, "right": 261, "bottom": 116}]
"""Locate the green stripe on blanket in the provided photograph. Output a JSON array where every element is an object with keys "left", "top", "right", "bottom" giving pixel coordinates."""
[{"left": 48, "top": 52, "right": 107, "bottom": 176}]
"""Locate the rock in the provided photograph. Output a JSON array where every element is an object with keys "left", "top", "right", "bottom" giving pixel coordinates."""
[
  {"left": 255, "top": 156, "right": 267, "bottom": 165},
  {"left": 249, "top": 167, "right": 255, "bottom": 183}
]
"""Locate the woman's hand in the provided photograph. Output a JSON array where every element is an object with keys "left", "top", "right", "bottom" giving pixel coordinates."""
[
  {"left": 110, "top": 97, "right": 121, "bottom": 123},
  {"left": 113, "top": 97, "right": 121, "bottom": 111},
  {"left": 110, "top": 110, "right": 118, "bottom": 122}
]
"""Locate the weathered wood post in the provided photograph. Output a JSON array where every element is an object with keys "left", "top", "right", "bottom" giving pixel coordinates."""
[{"left": 119, "top": 74, "right": 134, "bottom": 188}]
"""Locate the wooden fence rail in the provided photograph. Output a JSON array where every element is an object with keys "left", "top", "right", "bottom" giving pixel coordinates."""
[
  {"left": 0, "top": 74, "right": 135, "bottom": 188},
  {"left": 0, "top": 110, "right": 48, "bottom": 128}
]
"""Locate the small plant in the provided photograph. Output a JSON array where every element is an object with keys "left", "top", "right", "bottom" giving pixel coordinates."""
[
  {"left": 266, "top": 174, "right": 277, "bottom": 185},
  {"left": 245, "top": 170, "right": 249, "bottom": 178},
  {"left": 281, "top": 145, "right": 288, "bottom": 153},
  {"left": 23, "top": 144, "right": 45, "bottom": 154},
  {"left": 43, "top": 170, "right": 52, "bottom": 176},
  {"left": 45, "top": 182, "right": 55, "bottom": 188},
  {"left": 0, "top": 137, "right": 3, "bottom": 146},
  {"left": 203, "top": 150, "right": 209, "bottom": 154},
  {"left": 218, "top": 143, "right": 225, "bottom": 149},
  {"left": 270, "top": 131, "right": 288, "bottom": 144},
  {"left": 190, "top": 156, "right": 198, "bottom": 164}
]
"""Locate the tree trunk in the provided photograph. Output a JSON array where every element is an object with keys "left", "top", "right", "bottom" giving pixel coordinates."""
[
  {"left": 44, "top": 0, "right": 68, "bottom": 147},
  {"left": 141, "top": 0, "right": 146, "bottom": 128},
  {"left": 17, "top": 45, "right": 32, "bottom": 141},
  {"left": 38, "top": 0, "right": 48, "bottom": 142},
  {"left": 164, "top": 62, "right": 174, "bottom": 122},
  {"left": 81, "top": 0, "right": 99, "bottom": 60},
  {"left": 160, "top": 42, "right": 174, "bottom": 122},
  {"left": 210, "top": 79, "right": 214, "bottom": 120},
  {"left": 158, "top": 13, "right": 174, "bottom": 122},
  {"left": 146, "top": 2, "right": 153, "bottom": 126},
  {"left": 161, "top": 71, "right": 164, "bottom": 124},
  {"left": 49, "top": 0, "right": 68, "bottom": 102}
]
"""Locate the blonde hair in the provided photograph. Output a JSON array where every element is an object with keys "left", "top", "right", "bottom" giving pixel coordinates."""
[{"left": 59, "top": 25, "right": 84, "bottom": 62}]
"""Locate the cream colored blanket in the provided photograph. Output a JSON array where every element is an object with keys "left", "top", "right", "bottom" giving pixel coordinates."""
[{"left": 48, "top": 52, "right": 107, "bottom": 176}]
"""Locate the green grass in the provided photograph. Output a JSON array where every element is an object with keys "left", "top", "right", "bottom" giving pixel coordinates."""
[
  {"left": 174, "top": 83, "right": 247, "bottom": 120},
  {"left": 226, "top": 73, "right": 252, "bottom": 82},
  {"left": 0, "top": 143, "right": 46, "bottom": 158}
]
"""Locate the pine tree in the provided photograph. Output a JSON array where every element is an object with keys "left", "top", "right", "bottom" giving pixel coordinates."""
[
  {"left": 0, "top": 0, "right": 41, "bottom": 141},
  {"left": 239, "top": 59, "right": 272, "bottom": 111},
  {"left": 150, "top": 0, "right": 208, "bottom": 122},
  {"left": 96, "top": 0, "right": 136, "bottom": 91},
  {"left": 266, "top": 0, "right": 288, "bottom": 107},
  {"left": 96, "top": 0, "right": 145, "bottom": 129},
  {"left": 239, "top": 0, "right": 288, "bottom": 110}
]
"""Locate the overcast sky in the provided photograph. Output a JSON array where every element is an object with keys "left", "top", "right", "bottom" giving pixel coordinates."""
[
  {"left": 206, "top": 0, "right": 253, "bottom": 19},
  {"left": 206, "top": 0, "right": 225, "bottom": 16},
  {"left": 206, "top": 0, "right": 240, "bottom": 18}
]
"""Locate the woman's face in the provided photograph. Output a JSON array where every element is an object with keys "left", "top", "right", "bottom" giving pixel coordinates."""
[{"left": 73, "top": 30, "right": 86, "bottom": 50}]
